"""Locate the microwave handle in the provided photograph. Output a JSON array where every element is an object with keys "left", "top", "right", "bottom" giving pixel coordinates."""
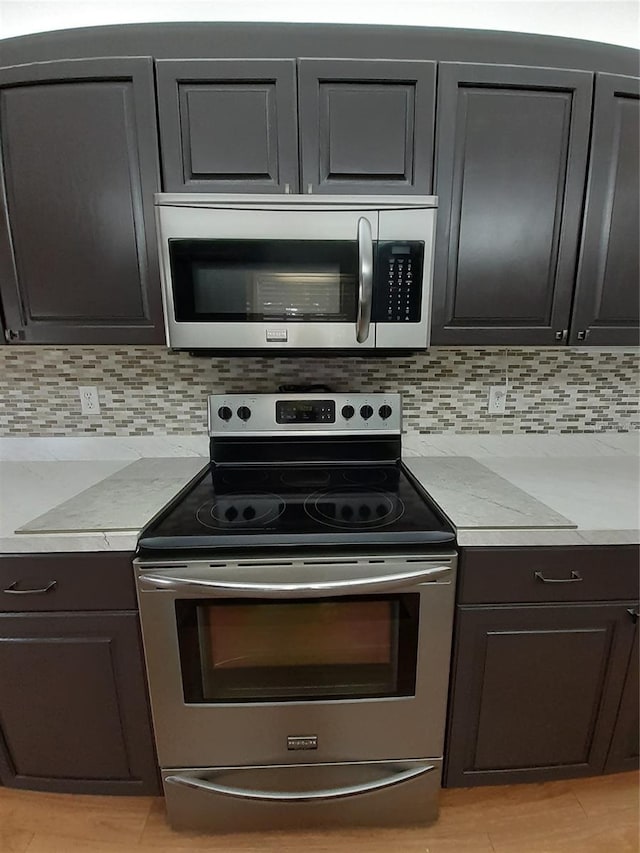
[{"left": 356, "top": 216, "right": 373, "bottom": 343}]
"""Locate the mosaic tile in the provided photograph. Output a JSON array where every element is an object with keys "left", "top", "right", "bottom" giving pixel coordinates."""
[{"left": 0, "top": 346, "right": 638, "bottom": 436}]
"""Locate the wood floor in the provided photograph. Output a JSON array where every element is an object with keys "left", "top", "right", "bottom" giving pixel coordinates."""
[{"left": 0, "top": 772, "right": 638, "bottom": 853}]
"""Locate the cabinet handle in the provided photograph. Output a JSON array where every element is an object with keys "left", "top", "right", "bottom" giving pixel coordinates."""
[
  {"left": 4, "top": 328, "right": 25, "bottom": 342},
  {"left": 627, "top": 608, "right": 639, "bottom": 624},
  {"left": 554, "top": 329, "right": 568, "bottom": 342},
  {"left": 3, "top": 580, "right": 57, "bottom": 595},
  {"left": 534, "top": 570, "right": 583, "bottom": 584},
  {"left": 577, "top": 330, "right": 590, "bottom": 341}
]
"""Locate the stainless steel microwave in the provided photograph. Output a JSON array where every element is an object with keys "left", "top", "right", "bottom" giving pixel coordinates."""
[{"left": 155, "top": 194, "right": 437, "bottom": 351}]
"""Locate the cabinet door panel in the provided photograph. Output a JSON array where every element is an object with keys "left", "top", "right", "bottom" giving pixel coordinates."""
[
  {"left": 0, "top": 58, "right": 163, "bottom": 344},
  {"left": 432, "top": 64, "right": 592, "bottom": 345},
  {"left": 299, "top": 59, "right": 435, "bottom": 194},
  {"left": 570, "top": 74, "right": 640, "bottom": 345},
  {"left": 445, "top": 604, "right": 636, "bottom": 786},
  {"left": 605, "top": 621, "right": 639, "bottom": 773},
  {"left": 0, "top": 612, "right": 158, "bottom": 794},
  {"left": 156, "top": 59, "right": 298, "bottom": 193}
]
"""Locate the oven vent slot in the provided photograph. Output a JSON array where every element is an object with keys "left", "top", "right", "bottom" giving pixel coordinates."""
[
  {"left": 302, "top": 559, "right": 358, "bottom": 566},
  {"left": 237, "top": 561, "right": 294, "bottom": 567},
  {"left": 141, "top": 563, "right": 188, "bottom": 569},
  {"left": 368, "top": 559, "right": 385, "bottom": 563},
  {"left": 208, "top": 562, "right": 228, "bottom": 568}
]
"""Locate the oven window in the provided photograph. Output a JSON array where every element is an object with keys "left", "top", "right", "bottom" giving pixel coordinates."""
[
  {"left": 169, "top": 239, "right": 358, "bottom": 323},
  {"left": 175, "top": 595, "right": 419, "bottom": 703}
]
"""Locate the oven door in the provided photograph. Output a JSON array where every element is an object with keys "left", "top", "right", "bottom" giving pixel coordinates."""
[
  {"left": 156, "top": 202, "right": 379, "bottom": 350},
  {"left": 136, "top": 553, "right": 456, "bottom": 768}
]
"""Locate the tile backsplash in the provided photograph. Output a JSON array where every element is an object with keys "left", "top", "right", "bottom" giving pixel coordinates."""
[{"left": 1, "top": 346, "right": 638, "bottom": 436}]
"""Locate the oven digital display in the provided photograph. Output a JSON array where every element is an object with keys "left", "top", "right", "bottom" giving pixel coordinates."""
[{"left": 276, "top": 400, "right": 335, "bottom": 424}]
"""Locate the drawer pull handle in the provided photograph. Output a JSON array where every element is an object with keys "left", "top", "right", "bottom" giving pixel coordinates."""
[
  {"left": 534, "top": 571, "right": 583, "bottom": 584},
  {"left": 3, "top": 580, "right": 57, "bottom": 595},
  {"left": 627, "top": 608, "right": 639, "bottom": 624}
]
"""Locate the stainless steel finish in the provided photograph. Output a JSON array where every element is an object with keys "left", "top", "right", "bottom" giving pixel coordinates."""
[
  {"left": 134, "top": 551, "right": 457, "bottom": 769},
  {"left": 165, "top": 762, "right": 435, "bottom": 802},
  {"left": 138, "top": 564, "right": 451, "bottom": 597},
  {"left": 376, "top": 205, "right": 437, "bottom": 349},
  {"left": 534, "top": 570, "right": 583, "bottom": 583},
  {"left": 155, "top": 194, "right": 437, "bottom": 351},
  {"left": 3, "top": 580, "right": 57, "bottom": 595},
  {"left": 284, "top": 183, "right": 291, "bottom": 194},
  {"left": 160, "top": 760, "right": 442, "bottom": 831},
  {"left": 155, "top": 194, "right": 438, "bottom": 209},
  {"left": 356, "top": 217, "right": 373, "bottom": 343},
  {"left": 207, "top": 392, "right": 401, "bottom": 436}
]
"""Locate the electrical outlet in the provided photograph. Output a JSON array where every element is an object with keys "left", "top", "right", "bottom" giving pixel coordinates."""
[
  {"left": 488, "top": 385, "right": 507, "bottom": 414},
  {"left": 79, "top": 386, "right": 100, "bottom": 415}
]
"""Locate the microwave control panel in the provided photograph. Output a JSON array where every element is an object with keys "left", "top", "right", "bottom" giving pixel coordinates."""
[{"left": 373, "top": 241, "right": 424, "bottom": 323}]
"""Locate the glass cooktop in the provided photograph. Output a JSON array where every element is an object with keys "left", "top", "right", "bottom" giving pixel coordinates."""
[{"left": 137, "top": 462, "right": 455, "bottom": 552}]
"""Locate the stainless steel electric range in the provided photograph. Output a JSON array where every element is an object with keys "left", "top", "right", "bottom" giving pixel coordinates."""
[{"left": 134, "top": 393, "right": 457, "bottom": 832}]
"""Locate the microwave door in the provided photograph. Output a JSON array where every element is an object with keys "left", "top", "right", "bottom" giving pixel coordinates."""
[{"left": 158, "top": 206, "right": 379, "bottom": 350}]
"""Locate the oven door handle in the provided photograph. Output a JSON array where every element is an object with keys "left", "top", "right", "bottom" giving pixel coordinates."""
[
  {"left": 138, "top": 565, "right": 451, "bottom": 596},
  {"left": 164, "top": 763, "right": 436, "bottom": 802},
  {"left": 356, "top": 215, "right": 373, "bottom": 343}
]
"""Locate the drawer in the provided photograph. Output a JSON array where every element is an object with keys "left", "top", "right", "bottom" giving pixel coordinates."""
[
  {"left": 0, "top": 553, "right": 136, "bottom": 612},
  {"left": 458, "top": 546, "right": 640, "bottom": 605}
]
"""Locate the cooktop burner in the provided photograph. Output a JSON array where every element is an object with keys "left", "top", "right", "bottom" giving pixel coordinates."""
[
  {"left": 138, "top": 462, "right": 454, "bottom": 551},
  {"left": 304, "top": 487, "right": 403, "bottom": 529}
]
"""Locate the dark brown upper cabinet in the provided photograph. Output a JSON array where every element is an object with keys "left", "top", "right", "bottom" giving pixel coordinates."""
[
  {"left": 0, "top": 58, "right": 164, "bottom": 344},
  {"left": 570, "top": 73, "right": 640, "bottom": 346},
  {"left": 155, "top": 59, "right": 299, "bottom": 193},
  {"left": 297, "top": 59, "right": 436, "bottom": 195},
  {"left": 431, "top": 63, "right": 592, "bottom": 345}
]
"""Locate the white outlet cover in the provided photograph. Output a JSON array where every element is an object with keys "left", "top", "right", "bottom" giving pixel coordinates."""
[
  {"left": 79, "top": 386, "right": 100, "bottom": 415},
  {"left": 488, "top": 385, "right": 507, "bottom": 414}
]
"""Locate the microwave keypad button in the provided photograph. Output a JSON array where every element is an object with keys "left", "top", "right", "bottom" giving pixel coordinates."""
[
  {"left": 218, "top": 406, "right": 232, "bottom": 421},
  {"left": 360, "top": 404, "right": 373, "bottom": 420},
  {"left": 341, "top": 405, "right": 355, "bottom": 420},
  {"left": 237, "top": 406, "right": 252, "bottom": 421}
]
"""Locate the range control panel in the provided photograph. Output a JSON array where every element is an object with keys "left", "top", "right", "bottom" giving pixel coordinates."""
[
  {"left": 373, "top": 241, "right": 424, "bottom": 323},
  {"left": 208, "top": 393, "right": 402, "bottom": 436}
]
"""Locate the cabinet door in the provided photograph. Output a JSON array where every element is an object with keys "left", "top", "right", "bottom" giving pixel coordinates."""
[
  {"left": 605, "top": 619, "right": 639, "bottom": 773},
  {"left": 0, "top": 612, "right": 158, "bottom": 794},
  {"left": 570, "top": 74, "right": 640, "bottom": 345},
  {"left": 156, "top": 59, "right": 298, "bottom": 193},
  {"left": 298, "top": 59, "right": 435, "bottom": 195},
  {"left": 431, "top": 64, "right": 592, "bottom": 345},
  {"left": 445, "top": 603, "right": 636, "bottom": 787},
  {"left": 0, "top": 58, "right": 163, "bottom": 344}
]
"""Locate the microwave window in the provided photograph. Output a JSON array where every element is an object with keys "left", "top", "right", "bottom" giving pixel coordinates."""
[{"left": 170, "top": 240, "right": 358, "bottom": 323}]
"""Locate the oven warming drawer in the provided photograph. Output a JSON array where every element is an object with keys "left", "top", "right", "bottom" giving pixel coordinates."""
[{"left": 162, "top": 759, "right": 442, "bottom": 831}]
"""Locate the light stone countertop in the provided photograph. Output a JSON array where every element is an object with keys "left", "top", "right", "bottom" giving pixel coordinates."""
[{"left": 0, "top": 433, "right": 637, "bottom": 552}]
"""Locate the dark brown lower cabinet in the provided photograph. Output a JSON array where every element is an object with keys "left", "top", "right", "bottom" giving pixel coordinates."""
[
  {"left": 605, "top": 623, "right": 639, "bottom": 774},
  {"left": 0, "top": 553, "right": 159, "bottom": 795},
  {"left": 445, "top": 602, "right": 638, "bottom": 787}
]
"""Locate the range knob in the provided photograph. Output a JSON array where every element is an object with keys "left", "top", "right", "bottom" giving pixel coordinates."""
[
  {"left": 379, "top": 404, "right": 392, "bottom": 420},
  {"left": 360, "top": 404, "right": 373, "bottom": 420},
  {"left": 217, "top": 406, "right": 232, "bottom": 421},
  {"left": 341, "top": 404, "right": 355, "bottom": 420},
  {"left": 237, "top": 406, "right": 251, "bottom": 421}
]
